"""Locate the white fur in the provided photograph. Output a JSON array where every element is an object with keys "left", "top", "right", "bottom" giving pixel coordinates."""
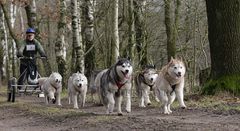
[
  {"left": 68, "top": 72, "right": 88, "bottom": 109},
  {"left": 155, "top": 57, "right": 186, "bottom": 114},
  {"left": 41, "top": 72, "right": 62, "bottom": 106}
]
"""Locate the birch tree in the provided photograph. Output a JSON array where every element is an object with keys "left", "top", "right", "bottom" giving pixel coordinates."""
[
  {"left": 112, "top": 0, "right": 120, "bottom": 64},
  {"left": 83, "top": 0, "right": 95, "bottom": 78},
  {"left": 55, "top": 0, "right": 67, "bottom": 87},
  {"left": 71, "top": 0, "right": 84, "bottom": 73}
]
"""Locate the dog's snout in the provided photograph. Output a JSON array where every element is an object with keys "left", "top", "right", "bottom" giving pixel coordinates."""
[
  {"left": 125, "top": 70, "right": 129, "bottom": 73},
  {"left": 178, "top": 72, "right": 181, "bottom": 75},
  {"left": 150, "top": 78, "right": 153, "bottom": 81},
  {"left": 79, "top": 83, "right": 82, "bottom": 87},
  {"left": 52, "top": 98, "right": 56, "bottom": 104}
]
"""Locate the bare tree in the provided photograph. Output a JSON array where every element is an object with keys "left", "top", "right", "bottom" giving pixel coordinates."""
[
  {"left": 134, "top": 0, "right": 148, "bottom": 68},
  {"left": 83, "top": 0, "right": 95, "bottom": 78},
  {"left": 127, "top": 0, "right": 135, "bottom": 62},
  {"left": 71, "top": 0, "right": 84, "bottom": 73},
  {"left": 112, "top": 0, "right": 120, "bottom": 64},
  {"left": 55, "top": 0, "right": 67, "bottom": 87}
]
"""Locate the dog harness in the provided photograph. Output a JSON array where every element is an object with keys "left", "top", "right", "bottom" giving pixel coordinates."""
[
  {"left": 140, "top": 73, "right": 155, "bottom": 91},
  {"left": 164, "top": 72, "right": 179, "bottom": 95},
  {"left": 50, "top": 82, "right": 58, "bottom": 91}
]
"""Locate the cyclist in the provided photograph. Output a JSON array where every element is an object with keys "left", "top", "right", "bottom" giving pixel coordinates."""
[{"left": 17, "top": 28, "right": 46, "bottom": 89}]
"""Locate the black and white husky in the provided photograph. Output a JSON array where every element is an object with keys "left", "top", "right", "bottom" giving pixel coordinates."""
[
  {"left": 95, "top": 57, "right": 133, "bottom": 115},
  {"left": 135, "top": 65, "right": 158, "bottom": 107}
]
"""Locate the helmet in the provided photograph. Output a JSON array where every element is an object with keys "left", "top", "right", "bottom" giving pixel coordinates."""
[{"left": 26, "top": 28, "right": 35, "bottom": 34}]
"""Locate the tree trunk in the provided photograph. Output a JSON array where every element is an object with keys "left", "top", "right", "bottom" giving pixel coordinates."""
[
  {"left": 10, "top": 0, "right": 17, "bottom": 77},
  {"left": 55, "top": 0, "right": 67, "bottom": 88},
  {"left": 0, "top": 7, "right": 4, "bottom": 86},
  {"left": 164, "top": 0, "right": 175, "bottom": 61},
  {"left": 83, "top": 0, "right": 95, "bottom": 78},
  {"left": 112, "top": 0, "right": 120, "bottom": 64},
  {"left": 71, "top": 0, "right": 84, "bottom": 73},
  {"left": 134, "top": 0, "right": 147, "bottom": 68},
  {"left": 24, "top": 0, "right": 52, "bottom": 76},
  {"left": 127, "top": 0, "right": 135, "bottom": 63},
  {"left": 204, "top": 0, "right": 240, "bottom": 95}
]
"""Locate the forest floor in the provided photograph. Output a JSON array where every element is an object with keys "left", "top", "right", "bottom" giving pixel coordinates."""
[{"left": 0, "top": 87, "right": 240, "bottom": 131}]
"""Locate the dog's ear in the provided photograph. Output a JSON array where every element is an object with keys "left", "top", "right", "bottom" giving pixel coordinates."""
[
  {"left": 127, "top": 56, "right": 131, "bottom": 61},
  {"left": 170, "top": 56, "right": 174, "bottom": 63}
]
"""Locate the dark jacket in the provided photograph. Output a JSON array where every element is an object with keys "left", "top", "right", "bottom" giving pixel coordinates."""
[{"left": 18, "top": 39, "right": 46, "bottom": 63}]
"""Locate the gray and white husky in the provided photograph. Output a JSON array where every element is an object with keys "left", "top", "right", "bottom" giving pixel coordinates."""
[
  {"left": 95, "top": 57, "right": 133, "bottom": 115},
  {"left": 155, "top": 57, "right": 186, "bottom": 114},
  {"left": 68, "top": 72, "right": 88, "bottom": 109},
  {"left": 135, "top": 65, "right": 158, "bottom": 107}
]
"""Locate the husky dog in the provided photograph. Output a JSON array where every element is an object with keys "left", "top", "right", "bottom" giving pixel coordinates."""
[
  {"left": 95, "top": 57, "right": 133, "bottom": 115},
  {"left": 155, "top": 57, "right": 186, "bottom": 114},
  {"left": 68, "top": 72, "right": 88, "bottom": 109},
  {"left": 42, "top": 72, "right": 62, "bottom": 106},
  {"left": 135, "top": 65, "right": 158, "bottom": 107},
  {"left": 89, "top": 70, "right": 101, "bottom": 103}
]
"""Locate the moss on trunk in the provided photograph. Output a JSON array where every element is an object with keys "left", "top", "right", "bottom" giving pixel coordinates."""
[{"left": 202, "top": 75, "right": 240, "bottom": 96}]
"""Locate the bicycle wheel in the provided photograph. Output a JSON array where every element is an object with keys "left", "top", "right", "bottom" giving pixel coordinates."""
[{"left": 7, "top": 77, "right": 17, "bottom": 102}]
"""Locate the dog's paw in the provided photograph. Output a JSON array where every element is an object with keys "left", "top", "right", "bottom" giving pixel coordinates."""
[
  {"left": 74, "top": 107, "right": 79, "bottom": 109},
  {"left": 147, "top": 103, "right": 151, "bottom": 106},
  {"left": 181, "top": 106, "right": 186, "bottom": 109},
  {"left": 163, "top": 111, "right": 170, "bottom": 114},
  {"left": 139, "top": 104, "right": 146, "bottom": 108},
  {"left": 117, "top": 112, "right": 123, "bottom": 116},
  {"left": 126, "top": 109, "right": 131, "bottom": 113}
]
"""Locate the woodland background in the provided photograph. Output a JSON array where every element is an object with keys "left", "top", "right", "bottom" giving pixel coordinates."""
[{"left": 1, "top": 0, "right": 237, "bottom": 95}]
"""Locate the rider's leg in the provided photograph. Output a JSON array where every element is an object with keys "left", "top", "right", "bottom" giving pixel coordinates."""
[{"left": 17, "top": 64, "right": 27, "bottom": 90}]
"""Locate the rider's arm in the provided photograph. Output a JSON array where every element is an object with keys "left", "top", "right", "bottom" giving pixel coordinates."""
[{"left": 34, "top": 39, "right": 46, "bottom": 57}]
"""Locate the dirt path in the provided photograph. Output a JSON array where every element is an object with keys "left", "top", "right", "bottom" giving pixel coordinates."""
[{"left": 0, "top": 93, "right": 240, "bottom": 131}]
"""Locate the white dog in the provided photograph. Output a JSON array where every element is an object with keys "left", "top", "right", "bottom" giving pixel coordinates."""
[
  {"left": 68, "top": 72, "right": 88, "bottom": 109},
  {"left": 135, "top": 65, "right": 158, "bottom": 107},
  {"left": 155, "top": 57, "right": 186, "bottom": 114},
  {"left": 42, "top": 72, "right": 62, "bottom": 106}
]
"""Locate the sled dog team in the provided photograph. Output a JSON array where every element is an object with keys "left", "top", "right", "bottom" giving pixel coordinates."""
[{"left": 39, "top": 56, "right": 186, "bottom": 115}]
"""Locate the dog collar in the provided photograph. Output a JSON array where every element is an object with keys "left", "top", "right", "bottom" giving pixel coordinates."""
[
  {"left": 50, "top": 82, "right": 58, "bottom": 91},
  {"left": 164, "top": 72, "right": 178, "bottom": 95},
  {"left": 74, "top": 86, "right": 81, "bottom": 92}
]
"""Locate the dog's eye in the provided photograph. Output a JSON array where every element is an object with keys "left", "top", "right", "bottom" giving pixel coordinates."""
[
  {"left": 180, "top": 66, "right": 182, "bottom": 69},
  {"left": 122, "top": 65, "right": 125, "bottom": 68}
]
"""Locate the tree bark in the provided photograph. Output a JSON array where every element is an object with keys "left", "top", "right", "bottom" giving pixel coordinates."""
[
  {"left": 204, "top": 0, "right": 240, "bottom": 95},
  {"left": 71, "top": 0, "right": 84, "bottom": 73},
  {"left": 83, "top": 0, "right": 95, "bottom": 78},
  {"left": 134, "top": 0, "right": 147, "bottom": 68},
  {"left": 164, "top": 0, "right": 175, "bottom": 61},
  {"left": 127, "top": 0, "right": 135, "bottom": 63},
  {"left": 112, "top": 0, "right": 120, "bottom": 64},
  {"left": 55, "top": 0, "right": 67, "bottom": 87}
]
